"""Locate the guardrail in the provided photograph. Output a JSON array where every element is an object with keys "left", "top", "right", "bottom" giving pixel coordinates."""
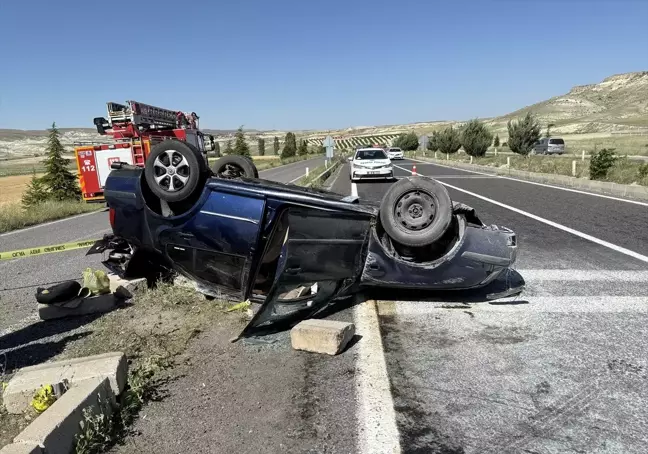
[{"left": 300, "top": 158, "right": 343, "bottom": 188}]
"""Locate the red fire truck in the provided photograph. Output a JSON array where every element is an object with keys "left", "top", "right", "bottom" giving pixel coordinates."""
[{"left": 75, "top": 100, "right": 215, "bottom": 202}]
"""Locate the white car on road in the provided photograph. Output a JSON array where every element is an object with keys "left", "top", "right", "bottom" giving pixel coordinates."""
[
  {"left": 349, "top": 147, "right": 394, "bottom": 182},
  {"left": 387, "top": 147, "right": 404, "bottom": 160}
]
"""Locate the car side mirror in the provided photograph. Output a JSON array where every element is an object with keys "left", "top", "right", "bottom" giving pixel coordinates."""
[{"left": 347, "top": 156, "right": 353, "bottom": 162}]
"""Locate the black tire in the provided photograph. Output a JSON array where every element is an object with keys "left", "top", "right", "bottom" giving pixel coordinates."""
[
  {"left": 144, "top": 139, "right": 208, "bottom": 203},
  {"left": 379, "top": 176, "right": 453, "bottom": 248},
  {"left": 211, "top": 155, "right": 258, "bottom": 179}
]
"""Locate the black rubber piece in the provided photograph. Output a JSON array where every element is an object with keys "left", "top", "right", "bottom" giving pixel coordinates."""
[
  {"left": 36, "top": 281, "right": 82, "bottom": 305},
  {"left": 379, "top": 176, "right": 453, "bottom": 248}
]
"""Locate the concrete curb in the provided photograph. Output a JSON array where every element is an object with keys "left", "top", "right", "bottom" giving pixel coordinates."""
[{"left": 414, "top": 156, "right": 648, "bottom": 202}]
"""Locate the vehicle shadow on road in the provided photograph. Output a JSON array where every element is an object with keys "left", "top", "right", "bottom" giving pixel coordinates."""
[
  {"left": 0, "top": 314, "right": 102, "bottom": 352},
  {"left": 0, "top": 331, "right": 93, "bottom": 375}
]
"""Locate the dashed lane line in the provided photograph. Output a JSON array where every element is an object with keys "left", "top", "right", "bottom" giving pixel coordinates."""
[{"left": 393, "top": 164, "right": 648, "bottom": 264}]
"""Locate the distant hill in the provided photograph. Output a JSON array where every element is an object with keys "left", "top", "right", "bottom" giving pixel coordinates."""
[{"left": 1, "top": 71, "right": 646, "bottom": 158}]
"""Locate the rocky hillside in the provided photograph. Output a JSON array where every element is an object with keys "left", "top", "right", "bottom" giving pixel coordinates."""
[{"left": 2, "top": 71, "right": 646, "bottom": 158}]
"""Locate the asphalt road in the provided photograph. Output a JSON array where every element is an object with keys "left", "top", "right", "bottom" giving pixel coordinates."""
[
  {"left": 328, "top": 159, "right": 648, "bottom": 454},
  {"left": 0, "top": 157, "right": 324, "bottom": 331}
]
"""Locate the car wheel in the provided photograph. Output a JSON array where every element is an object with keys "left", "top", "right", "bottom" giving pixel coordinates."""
[
  {"left": 211, "top": 155, "right": 258, "bottom": 179},
  {"left": 144, "top": 139, "right": 208, "bottom": 203},
  {"left": 379, "top": 176, "right": 453, "bottom": 248}
]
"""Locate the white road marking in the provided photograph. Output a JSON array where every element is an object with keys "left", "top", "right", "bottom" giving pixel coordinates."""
[
  {"left": 405, "top": 157, "right": 648, "bottom": 207},
  {"left": 0, "top": 209, "right": 107, "bottom": 237},
  {"left": 393, "top": 164, "right": 648, "bottom": 264},
  {"left": 353, "top": 299, "right": 402, "bottom": 454},
  {"left": 384, "top": 297, "right": 648, "bottom": 314}
]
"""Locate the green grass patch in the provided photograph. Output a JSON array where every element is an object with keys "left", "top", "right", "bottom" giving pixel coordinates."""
[{"left": 0, "top": 200, "right": 103, "bottom": 234}]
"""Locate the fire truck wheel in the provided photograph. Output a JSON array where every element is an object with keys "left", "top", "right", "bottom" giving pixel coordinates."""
[
  {"left": 211, "top": 155, "right": 258, "bottom": 179},
  {"left": 145, "top": 140, "right": 208, "bottom": 203}
]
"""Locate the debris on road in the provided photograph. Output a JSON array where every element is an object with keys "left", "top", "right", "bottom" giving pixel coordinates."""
[
  {"left": 37, "top": 293, "right": 118, "bottom": 321},
  {"left": 290, "top": 319, "right": 355, "bottom": 355}
]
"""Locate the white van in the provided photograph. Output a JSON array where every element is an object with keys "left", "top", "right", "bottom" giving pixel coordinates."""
[{"left": 533, "top": 137, "right": 565, "bottom": 155}]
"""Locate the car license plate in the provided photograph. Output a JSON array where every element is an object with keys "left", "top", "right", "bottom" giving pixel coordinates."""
[{"left": 367, "top": 170, "right": 379, "bottom": 175}]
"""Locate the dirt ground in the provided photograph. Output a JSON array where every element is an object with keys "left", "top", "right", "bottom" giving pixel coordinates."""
[{"left": 0, "top": 174, "right": 43, "bottom": 205}]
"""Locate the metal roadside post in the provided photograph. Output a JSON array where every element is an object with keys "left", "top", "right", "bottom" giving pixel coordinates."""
[{"left": 323, "top": 135, "right": 335, "bottom": 162}]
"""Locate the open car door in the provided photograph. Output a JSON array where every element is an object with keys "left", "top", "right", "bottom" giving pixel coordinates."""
[{"left": 238, "top": 204, "right": 373, "bottom": 338}]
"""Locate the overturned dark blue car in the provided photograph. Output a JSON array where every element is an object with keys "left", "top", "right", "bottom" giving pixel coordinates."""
[{"left": 91, "top": 139, "right": 523, "bottom": 339}]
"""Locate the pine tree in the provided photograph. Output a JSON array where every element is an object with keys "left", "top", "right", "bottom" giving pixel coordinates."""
[
  {"left": 507, "top": 112, "right": 541, "bottom": 156},
  {"left": 22, "top": 170, "right": 50, "bottom": 208},
  {"left": 39, "top": 122, "right": 80, "bottom": 201},
  {"left": 273, "top": 136, "right": 280, "bottom": 155},
  {"left": 437, "top": 126, "right": 462, "bottom": 155},
  {"left": 258, "top": 138, "right": 266, "bottom": 156},
  {"left": 460, "top": 119, "right": 493, "bottom": 157},
  {"left": 298, "top": 139, "right": 308, "bottom": 156},
  {"left": 232, "top": 126, "right": 251, "bottom": 156},
  {"left": 225, "top": 140, "right": 233, "bottom": 154},
  {"left": 493, "top": 135, "right": 500, "bottom": 147},
  {"left": 426, "top": 131, "right": 440, "bottom": 152},
  {"left": 281, "top": 132, "right": 297, "bottom": 159}
]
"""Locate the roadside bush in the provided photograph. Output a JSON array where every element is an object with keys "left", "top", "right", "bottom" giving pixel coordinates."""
[
  {"left": 493, "top": 135, "right": 500, "bottom": 147},
  {"left": 436, "top": 126, "right": 462, "bottom": 155},
  {"left": 460, "top": 119, "right": 493, "bottom": 157},
  {"left": 507, "top": 112, "right": 541, "bottom": 156},
  {"left": 224, "top": 140, "right": 233, "bottom": 154},
  {"left": 638, "top": 163, "right": 648, "bottom": 179},
  {"left": 393, "top": 132, "right": 420, "bottom": 151},
  {"left": 273, "top": 136, "right": 280, "bottom": 155},
  {"left": 589, "top": 148, "right": 618, "bottom": 180},
  {"left": 22, "top": 170, "right": 49, "bottom": 208}
]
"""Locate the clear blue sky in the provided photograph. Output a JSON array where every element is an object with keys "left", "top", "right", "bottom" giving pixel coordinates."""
[{"left": 1, "top": 0, "right": 646, "bottom": 131}]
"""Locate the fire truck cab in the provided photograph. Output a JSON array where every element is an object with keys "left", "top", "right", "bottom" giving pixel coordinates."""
[{"left": 75, "top": 100, "right": 215, "bottom": 202}]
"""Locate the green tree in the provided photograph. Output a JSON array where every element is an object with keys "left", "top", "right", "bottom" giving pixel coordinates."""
[
  {"left": 232, "top": 126, "right": 251, "bottom": 156},
  {"left": 214, "top": 141, "right": 221, "bottom": 156},
  {"left": 257, "top": 138, "right": 266, "bottom": 156},
  {"left": 39, "top": 122, "right": 80, "bottom": 201},
  {"left": 393, "top": 132, "right": 420, "bottom": 151},
  {"left": 426, "top": 131, "right": 440, "bottom": 152},
  {"left": 22, "top": 170, "right": 50, "bottom": 208},
  {"left": 493, "top": 134, "right": 500, "bottom": 147},
  {"left": 436, "top": 126, "right": 462, "bottom": 155},
  {"left": 298, "top": 139, "right": 308, "bottom": 156},
  {"left": 460, "top": 119, "right": 493, "bottom": 157},
  {"left": 281, "top": 132, "right": 297, "bottom": 159},
  {"left": 507, "top": 112, "right": 541, "bottom": 156},
  {"left": 225, "top": 140, "right": 233, "bottom": 154},
  {"left": 273, "top": 136, "right": 280, "bottom": 155}
]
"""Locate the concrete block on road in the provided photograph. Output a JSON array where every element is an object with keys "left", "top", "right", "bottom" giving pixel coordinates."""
[
  {"left": 38, "top": 293, "right": 117, "bottom": 321},
  {"left": 107, "top": 273, "right": 147, "bottom": 294},
  {"left": 3, "top": 352, "right": 127, "bottom": 414},
  {"left": 291, "top": 319, "right": 355, "bottom": 355},
  {"left": 14, "top": 378, "right": 115, "bottom": 454},
  {"left": 0, "top": 442, "right": 43, "bottom": 454}
]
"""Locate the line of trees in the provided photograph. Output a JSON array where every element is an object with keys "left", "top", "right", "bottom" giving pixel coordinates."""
[{"left": 425, "top": 113, "right": 543, "bottom": 157}]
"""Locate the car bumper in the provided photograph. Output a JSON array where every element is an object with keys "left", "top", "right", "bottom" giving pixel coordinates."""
[
  {"left": 389, "top": 155, "right": 404, "bottom": 160},
  {"left": 351, "top": 168, "right": 393, "bottom": 179}
]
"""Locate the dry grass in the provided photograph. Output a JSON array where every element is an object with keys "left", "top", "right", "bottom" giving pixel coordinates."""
[
  {"left": 0, "top": 174, "right": 45, "bottom": 205},
  {"left": 0, "top": 201, "right": 103, "bottom": 233}
]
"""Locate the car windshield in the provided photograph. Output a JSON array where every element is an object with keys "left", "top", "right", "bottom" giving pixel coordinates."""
[
  {"left": 389, "top": 148, "right": 401, "bottom": 152},
  {"left": 355, "top": 149, "right": 388, "bottom": 160},
  {"left": 549, "top": 138, "right": 564, "bottom": 145}
]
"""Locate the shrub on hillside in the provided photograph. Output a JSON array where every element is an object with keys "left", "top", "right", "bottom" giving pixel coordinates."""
[
  {"left": 460, "top": 119, "right": 493, "bottom": 157},
  {"left": 436, "top": 126, "right": 462, "bottom": 155},
  {"left": 589, "top": 148, "right": 618, "bottom": 180},
  {"left": 393, "top": 132, "right": 420, "bottom": 151},
  {"left": 507, "top": 112, "right": 541, "bottom": 156},
  {"left": 493, "top": 135, "right": 500, "bottom": 147}
]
